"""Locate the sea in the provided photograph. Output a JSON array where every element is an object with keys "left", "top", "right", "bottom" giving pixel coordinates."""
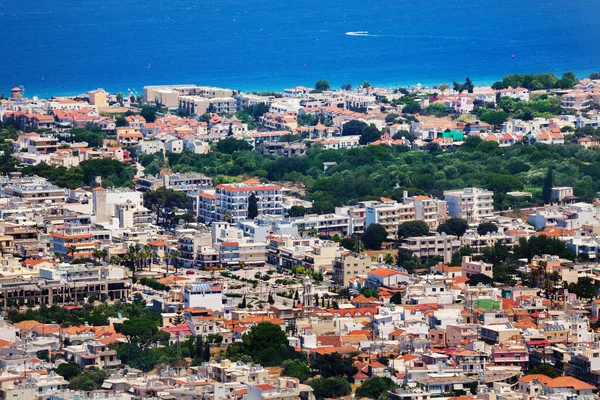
[{"left": 1, "top": 0, "right": 599, "bottom": 97}]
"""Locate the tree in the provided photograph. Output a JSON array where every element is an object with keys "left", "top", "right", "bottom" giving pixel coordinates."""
[
  {"left": 203, "top": 341, "right": 210, "bottom": 361},
  {"left": 315, "top": 80, "right": 331, "bottom": 91},
  {"left": 362, "top": 223, "right": 388, "bottom": 250},
  {"left": 542, "top": 167, "right": 554, "bottom": 204},
  {"left": 383, "top": 253, "right": 395, "bottom": 265},
  {"left": 567, "top": 277, "right": 597, "bottom": 301},
  {"left": 477, "top": 222, "right": 498, "bottom": 236},
  {"left": 140, "top": 105, "right": 157, "bottom": 123},
  {"left": 390, "top": 292, "right": 402, "bottom": 305},
  {"left": 360, "top": 287, "right": 379, "bottom": 298},
  {"left": 288, "top": 206, "right": 309, "bottom": 217},
  {"left": 226, "top": 322, "right": 303, "bottom": 366},
  {"left": 341, "top": 83, "right": 352, "bottom": 91},
  {"left": 247, "top": 193, "right": 258, "bottom": 219},
  {"left": 55, "top": 362, "right": 82, "bottom": 380},
  {"left": 453, "top": 81, "right": 464, "bottom": 94},
  {"left": 342, "top": 120, "right": 368, "bottom": 136},
  {"left": 114, "top": 318, "right": 168, "bottom": 348},
  {"left": 467, "top": 273, "right": 493, "bottom": 286},
  {"left": 307, "top": 377, "right": 351, "bottom": 399},
  {"left": 310, "top": 353, "right": 358, "bottom": 379},
  {"left": 397, "top": 221, "right": 429, "bottom": 238},
  {"left": 437, "top": 218, "right": 469, "bottom": 237},
  {"left": 356, "top": 377, "right": 393, "bottom": 399},
  {"left": 478, "top": 110, "right": 508, "bottom": 127},
  {"left": 402, "top": 102, "right": 421, "bottom": 114},
  {"left": 463, "top": 77, "right": 475, "bottom": 93},
  {"left": 526, "top": 364, "right": 559, "bottom": 378},
  {"left": 359, "top": 124, "right": 382, "bottom": 145},
  {"left": 215, "top": 138, "right": 252, "bottom": 154},
  {"left": 438, "top": 83, "right": 449, "bottom": 96},
  {"left": 282, "top": 359, "right": 311, "bottom": 382}
]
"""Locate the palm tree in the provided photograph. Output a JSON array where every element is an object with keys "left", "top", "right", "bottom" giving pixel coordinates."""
[
  {"left": 54, "top": 252, "right": 64, "bottom": 263},
  {"left": 141, "top": 245, "right": 153, "bottom": 271},
  {"left": 223, "top": 211, "right": 233, "bottom": 223},
  {"left": 169, "top": 250, "right": 182, "bottom": 275},
  {"left": 69, "top": 245, "right": 77, "bottom": 261},
  {"left": 109, "top": 255, "right": 122, "bottom": 265},
  {"left": 438, "top": 83, "right": 449, "bottom": 96},
  {"left": 93, "top": 248, "right": 108, "bottom": 263}
]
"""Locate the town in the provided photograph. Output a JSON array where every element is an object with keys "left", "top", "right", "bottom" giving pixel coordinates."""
[{"left": 0, "top": 72, "right": 599, "bottom": 400}]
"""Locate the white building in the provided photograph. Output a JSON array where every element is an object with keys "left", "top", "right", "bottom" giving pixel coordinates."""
[
  {"left": 198, "top": 180, "right": 283, "bottom": 223},
  {"left": 444, "top": 187, "right": 494, "bottom": 222},
  {"left": 183, "top": 282, "right": 224, "bottom": 311}
]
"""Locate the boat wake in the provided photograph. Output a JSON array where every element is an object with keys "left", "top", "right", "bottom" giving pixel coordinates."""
[{"left": 345, "top": 31, "right": 378, "bottom": 37}]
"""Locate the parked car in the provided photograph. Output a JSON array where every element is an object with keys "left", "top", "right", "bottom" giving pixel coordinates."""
[{"left": 186, "top": 270, "right": 195, "bottom": 275}]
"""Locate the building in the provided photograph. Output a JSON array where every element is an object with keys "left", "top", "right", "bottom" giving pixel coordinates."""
[
  {"left": 444, "top": 187, "right": 494, "bottom": 222},
  {"left": 27, "top": 136, "right": 58, "bottom": 154},
  {"left": 399, "top": 234, "right": 461, "bottom": 263},
  {"left": 332, "top": 252, "right": 372, "bottom": 286},
  {"left": 499, "top": 87, "right": 530, "bottom": 101},
  {"left": 551, "top": 186, "right": 575, "bottom": 203},
  {"left": 183, "top": 282, "right": 224, "bottom": 311},
  {"left": 461, "top": 256, "right": 493, "bottom": 278},
  {"left": 198, "top": 180, "right": 283, "bottom": 223},
  {"left": 367, "top": 268, "right": 410, "bottom": 288},
  {"left": 88, "top": 89, "right": 109, "bottom": 107}
]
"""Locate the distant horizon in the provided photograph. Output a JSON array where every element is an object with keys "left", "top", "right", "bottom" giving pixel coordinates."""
[{"left": 2, "top": 0, "right": 599, "bottom": 100}]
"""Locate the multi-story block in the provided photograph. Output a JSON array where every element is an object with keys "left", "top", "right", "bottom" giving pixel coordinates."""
[
  {"left": 399, "top": 233, "right": 460, "bottom": 263},
  {"left": 198, "top": 180, "right": 283, "bottom": 223},
  {"left": 332, "top": 252, "right": 372, "bottom": 286},
  {"left": 444, "top": 187, "right": 494, "bottom": 222}
]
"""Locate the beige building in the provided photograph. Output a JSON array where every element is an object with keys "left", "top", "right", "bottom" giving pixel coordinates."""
[
  {"left": 399, "top": 233, "right": 461, "bottom": 263},
  {"left": 88, "top": 89, "right": 109, "bottom": 107},
  {"left": 333, "top": 251, "right": 372, "bottom": 286}
]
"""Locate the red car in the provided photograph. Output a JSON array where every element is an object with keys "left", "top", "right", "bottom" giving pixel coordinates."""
[{"left": 185, "top": 270, "right": 195, "bottom": 275}]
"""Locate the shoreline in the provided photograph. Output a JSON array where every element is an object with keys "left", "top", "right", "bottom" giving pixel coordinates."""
[{"left": 6, "top": 67, "right": 597, "bottom": 99}]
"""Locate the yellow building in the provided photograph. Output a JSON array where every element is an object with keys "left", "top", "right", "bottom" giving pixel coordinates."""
[{"left": 88, "top": 88, "right": 108, "bottom": 107}]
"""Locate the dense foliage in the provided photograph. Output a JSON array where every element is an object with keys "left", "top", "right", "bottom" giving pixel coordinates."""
[
  {"left": 8, "top": 301, "right": 161, "bottom": 327},
  {"left": 355, "top": 376, "right": 394, "bottom": 399},
  {"left": 307, "top": 377, "right": 352, "bottom": 399},
  {"left": 22, "top": 158, "right": 136, "bottom": 189},
  {"left": 226, "top": 322, "right": 305, "bottom": 366},
  {"left": 136, "top": 137, "right": 600, "bottom": 213}
]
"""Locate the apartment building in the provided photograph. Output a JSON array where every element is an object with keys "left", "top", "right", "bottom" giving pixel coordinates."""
[
  {"left": 499, "top": 87, "right": 530, "bottom": 101},
  {"left": 27, "top": 136, "right": 58, "bottom": 154},
  {"left": 460, "top": 231, "right": 514, "bottom": 255},
  {"left": 214, "top": 239, "right": 267, "bottom": 266},
  {"left": 143, "top": 85, "right": 235, "bottom": 108},
  {"left": 366, "top": 202, "right": 416, "bottom": 233},
  {"left": 461, "top": 256, "right": 493, "bottom": 278},
  {"left": 291, "top": 212, "right": 352, "bottom": 236},
  {"left": 1, "top": 180, "right": 65, "bottom": 204},
  {"left": 562, "top": 91, "right": 592, "bottom": 110},
  {"left": 197, "top": 180, "right": 283, "bottom": 223},
  {"left": 87, "top": 89, "right": 108, "bottom": 107},
  {"left": 178, "top": 96, "right": 237, "bottom": 115},
  {"left": 333, "top": 251, "right": 372, "bottom": 286},
  {"left": 444, "top": 187, "right": 494, "bottom": 222},
  {"left": 399, "top": 233, "right": 461, "bottom": 263},
  {"left": 163, "top": 173, "right": 212, "bottom": 194},
  {"left": 183, "top": 282, "right": 224, "bottom": 311}
]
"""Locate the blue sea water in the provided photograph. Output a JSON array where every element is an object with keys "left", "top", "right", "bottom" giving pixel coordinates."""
[{"left": 0, "top": 0, "right": 598, "bottom": 97}]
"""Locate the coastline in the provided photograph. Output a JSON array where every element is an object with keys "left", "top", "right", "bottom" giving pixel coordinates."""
[{"left": 7, "top": 67, "right": 598, "bottom": 99}]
